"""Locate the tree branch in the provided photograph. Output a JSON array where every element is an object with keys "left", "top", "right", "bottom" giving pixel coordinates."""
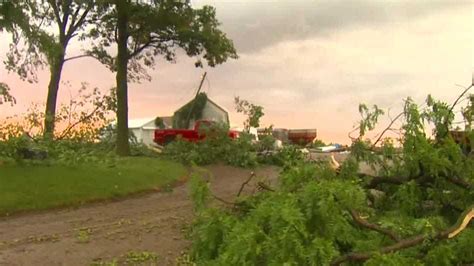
[
  {"left": 66, "top": 3, "right": 93, "bottom": 39},
  {"left": 68, "top": 5, "right": 82, "bottom": 29},
  {"left": 237, "top": 172, "right": 255, "bottom": 197},
  {"left": 446, "top": 176, "right": 472, "bottom": 190},
  {"left": 449, "top": 84, "right": 474, "bottom": 118},
  {"left": 349, "top": 209, "right": 400, "bottom": 242},
  {"left": 64, "top": 54, "right": 94, "bottom": 62},
  {"left": 362, "top": 173, "right": 473, "bottom": 191},
  {"left": 61, "top": 0, "right": 73, "bottom": 34},
  {"left": 371, "top": 111, "right": 404, "bottom": 148},
  {"left": 128, "top": 40, "right": 153, "bottom": 59},
  {"left": 331, "top": 204, "right": 474, "bottom": 265},
  {"left": 440, "top": 84, "right": 474, "bottom": 138},
  {"left": 48, "top": 0, "right": 63, "bottom": 30},
  {"left": 57, "top": 105, "right": 101, "bottom": 140},
  {"left": 257, "top": 182, "right": 275, "bottom": 192},
  {"left": 362, "top": 174, "right": 408, "bottom": 188},
  {"left": 211, "top": 194, "right": 235, "bottom": 206}
]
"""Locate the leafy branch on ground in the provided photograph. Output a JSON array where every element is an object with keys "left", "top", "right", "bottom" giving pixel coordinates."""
[{"left": 186, "top": 86, "right": 474, "bottom": 265}]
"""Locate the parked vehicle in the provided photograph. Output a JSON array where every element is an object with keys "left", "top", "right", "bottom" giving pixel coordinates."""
[
  {"left": 288, "top": 129, "right": 317, "bottom": 146},
  {"left": 258, "top": 128, "right": 317, "bottom": 146},
  {"left": 154, "top": 120, "right": 239, "bottom": 145}
]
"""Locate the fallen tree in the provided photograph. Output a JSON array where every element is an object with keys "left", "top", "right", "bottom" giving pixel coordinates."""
[{"left": 186, "top": 84, "right": 474, "bottom": 265}]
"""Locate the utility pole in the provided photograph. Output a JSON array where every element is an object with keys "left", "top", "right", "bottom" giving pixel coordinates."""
[{"left": 185, "top": 72, "right": 207, "bottom": 128}]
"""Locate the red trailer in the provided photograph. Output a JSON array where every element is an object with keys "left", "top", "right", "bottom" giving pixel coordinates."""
[
  {"left": 288, "top": 129, "right": 317, "bottom": 146},
  {"left": 258, "top": 128, "right": 317, "bottom": 146}
]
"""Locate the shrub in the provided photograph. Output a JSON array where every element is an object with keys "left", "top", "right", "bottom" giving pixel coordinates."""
[{"left": 164, "top": 123, "right": 258, "bottom": 168}]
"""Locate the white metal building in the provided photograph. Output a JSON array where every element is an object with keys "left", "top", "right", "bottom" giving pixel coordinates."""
[{"left": 128, "top": 117, "right": 172, "bottom": 146}]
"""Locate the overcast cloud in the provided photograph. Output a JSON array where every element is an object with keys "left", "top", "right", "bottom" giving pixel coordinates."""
[{"left": 196, "top": 0, "right": 470, "bottom": 53}]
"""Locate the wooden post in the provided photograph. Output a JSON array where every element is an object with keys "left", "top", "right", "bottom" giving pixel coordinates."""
[{"left": 185, "top": 72, "right": 207, "bottom": 128}]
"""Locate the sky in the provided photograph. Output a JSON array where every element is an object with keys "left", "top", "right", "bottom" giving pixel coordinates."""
[{"left": 0, "top": 0, "right": 473, "bottom": 144}]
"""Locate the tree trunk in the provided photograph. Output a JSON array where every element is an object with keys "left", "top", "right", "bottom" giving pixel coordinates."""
[
  {"left": 115, "top": 0, "right": 131, "bottom": 156},
  {"left": 43, "top": 49, "right": 66, "bottom": 139}
]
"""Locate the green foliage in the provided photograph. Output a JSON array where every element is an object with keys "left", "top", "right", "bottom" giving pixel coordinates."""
[
  {"left": 310, "top": 139, "right": 327, "bottom": 148},
  {"left": 234, "top": 97, "right": 264, "bottom": 130},
  {"left": 91, "top": 250, "right": 159, "bottom": 266},
  {"left": 258, "top": 145, "right": 306, "bottom": 168},
  {"left": 164, "top": 122, "right": 306, "bottom": 169},
  {"left": 358, "top": 104, "right": 384, "bottom": 137},
  {"left": 164, "top": 123, "right": 258, "bottom": 168},
  {"left": 461, "top": 94, "right": 474, "bottom": 130},
  {"left": 154, "top": 116, "right": 165, "bottom": 129},
  {"left": 0, "top": 84, "right": 128, "bottom": 166},
  {"left": 364, "top": 253, "right": 423, "bottom": 266},
  {"left": 255, "top": 133, "right": 276, "bottom": 153},
  {"left": 0, "top": 84, "right": 116, "bottom": 142},
  {"left": 124, "top": 251, "right": 159, "bottom": 264},
  {"left": 173, "top": 93, "right": 208, "bottom": 129},
  {"left": 2, "top": 0, "right": 94, "bottom": 82},
  {"left": 0, "top": 82, "right": 16, "bottom": 106},
  {"left": 189, "top": 170, "right": 211, "bottom": 212},
  {"left": 188, "top": 92, "right": 474, "bottom": 265},
  {"left": 87, "top": 1, "right": 237, "bottom": 81},
  {"left": 75, "top": 227, "right": 92, "bottom": 243}
]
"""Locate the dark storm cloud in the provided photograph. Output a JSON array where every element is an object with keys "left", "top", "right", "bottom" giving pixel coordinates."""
[{"left": 195, "top": 0, "right": 469, "bottom": 53}]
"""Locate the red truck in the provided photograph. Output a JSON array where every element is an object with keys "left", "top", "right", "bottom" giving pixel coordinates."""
[{"left": 154, "top": 120, "right": 240, "bottom": 146}]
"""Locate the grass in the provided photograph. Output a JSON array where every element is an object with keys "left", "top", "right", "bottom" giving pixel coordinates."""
[{"left": 0, "top": 157, "right": 187, "bottom": 215}]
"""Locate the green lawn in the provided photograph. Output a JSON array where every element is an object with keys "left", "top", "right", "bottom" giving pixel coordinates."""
[{"left": 0, "top": 157, "right": 187, "bottom": 215}]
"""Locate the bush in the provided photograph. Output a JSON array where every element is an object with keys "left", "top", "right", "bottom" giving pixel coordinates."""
[{"left": 164, "top": 123, "right": 258, "bottom": 168}]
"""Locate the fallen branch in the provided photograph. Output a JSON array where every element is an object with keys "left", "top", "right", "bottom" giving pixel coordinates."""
[
  {"left": 362, "top": 173, "right": 473, "bottom": 192},
  {"left": 448, "top": 84, "right": 473, "bottom": 119},
  {"left": 257, "top": 182, "right": 275, "bottom": 192},
  {"left": 56, "top": 105, "right": 101, "bottom": 140},
  {"left": 331, "top": 204, "right": 474, "bottom": 265},
  {"left": 440, "top": 83, "right": 474, "bottom": 139},
  {"left": 211, "top": 194, "right": 235, "bottom": 206},
  {"left": 237, "top": 172, "right": 256, "bottom": 197},
  {"left": 362, "top": 174, "right": 408, "bottom": 188},
  {"left": 446, "top": 176, "right": 472, "bottom": 190},
  {"left": 349, "top": 209, "right": 400, "bottom": 242}
]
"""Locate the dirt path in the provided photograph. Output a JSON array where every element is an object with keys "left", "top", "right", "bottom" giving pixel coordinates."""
[{"left": 0, "top": 164, "right": 279, "bottom": 266}]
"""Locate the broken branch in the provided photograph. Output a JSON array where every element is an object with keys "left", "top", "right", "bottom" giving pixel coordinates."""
[
  {"left": 237, "top": 172, "right": 256, "bottom": 197},
  {"left": 349, "top": 209, "right": 400, "bottom": 242},
  {"left": 257, "top": 182, "right": 275, "bottom": 192},
  {"left": 331, "top": 204, "right": 474, "bottom": 265},
  {"left": 371, "top": 111, "right": 404, "bottom": 148},
  {"left": 211, "top": 194, "right": 235, "bottom": 206}
]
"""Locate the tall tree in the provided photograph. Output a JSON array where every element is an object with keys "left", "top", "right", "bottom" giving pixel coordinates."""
[
  {"left": 89, "top": 0, "right": 237, "bottom": 156},
  {"left": 2, "top": 0, "right": 95, "bottom": 138}
]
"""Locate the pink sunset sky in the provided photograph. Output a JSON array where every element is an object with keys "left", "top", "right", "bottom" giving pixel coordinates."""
[{"left": 0, "top": 0, "right": 473, "bottom": 144}]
